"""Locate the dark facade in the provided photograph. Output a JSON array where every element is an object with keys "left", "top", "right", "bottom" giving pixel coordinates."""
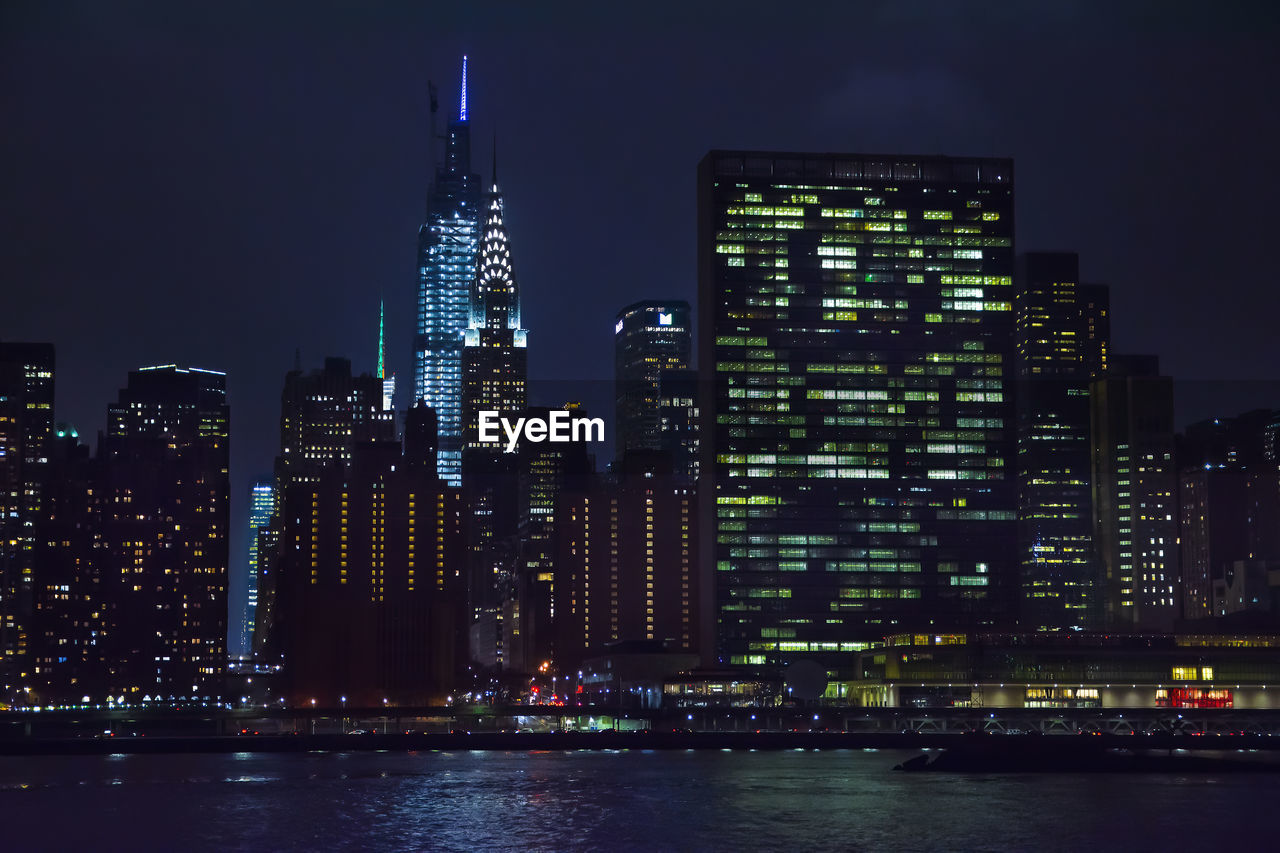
[
  {"left": 657, "top": 368, "right": 700, "bottom": 485},
  {"left": 615, "top": 300, "right": 692, "bottom": 461},
  {"left": 255, "top": 357, "right": 397, "bottom": 656},
  {"left": 698, "top": 151, "right": 1017, "bottom": 674},
  {"left": 510, "top": 403, "right": 594, "bottom": 673},
  {"left": 554, "top": 459, "right": 698, "bottom": 672},
  {"left": 1014, "top": 253, "right": 1108, "bottom": 630},
  {"left": 28, "top": 428, "right": 104, "bottom": 704},
  {"left": 275, "top": 416, "right": 465, "bottom": 706},
  {"left": 96, "top": 365, "right": 229, "bottom": 700},
  {"left": 0, "top": 342, "right": 55, "bottom": 695},
  {"left": 1178, "top": 409, "right": 1280, "bottom": 621},
  {"left": 1090, "top": 355, "right": 1178, "bottom": 630}
]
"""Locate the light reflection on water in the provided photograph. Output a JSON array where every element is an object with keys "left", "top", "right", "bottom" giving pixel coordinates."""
[{"left": 1, "top": 750, "right": 1276, "bottom": 851}]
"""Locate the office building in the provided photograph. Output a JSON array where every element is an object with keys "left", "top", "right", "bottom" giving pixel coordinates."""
[
  {"left": 1178, "top": 409, "right": 1280, "bottom": 621},
  {"left": 615, "top": 300, "right": 692, "bottom": 460},
  {"left": 846, "top": 632, "right": 1280, "bottom": 710},
  {"left": 1014, "top": 253, "right": 1108, "bottom": 630},
  {"left": 657, "top": 368, "right": 700, "bottom": 485},
  {"left": 275, "top": 401, "right": 465, "bottom": 706},
  {"left": 510, "top": 403, "right": 594, "bottom": 673},
  {"left": 414, "top": 56, "right": 482, "bottom": 486},
  {"left": 554, "top": 457, "right": 698, "bottom": 672},
  {"left": 97, "top": 365, "right": 229, "bottom": 699},
  {"left": 0, "top": 342, "right": 55, "bottom": 697},
  {"left": 244, "top": 481, "right": 273, "bottom": 655},
  {"left": 28, "top": 426, "right": 103, "bottom": 704},
  {"left": 256, "top": 356, "right": 397, "bottom": 658},
  {"left": 698, "top": 151, "right": 1017, "bottom": 673},
  {"left": 1090, "top": 355, "right": 1178, "bottom": 630},
  {"left": 459, "top": 169, "right": 529, "bottom": 669}
]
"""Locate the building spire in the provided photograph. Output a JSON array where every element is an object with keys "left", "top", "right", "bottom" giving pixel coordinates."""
[
  {"left": 377, "top": 300, "right": 386, "bottom": 380},
  {"left": 492, "top": 133, "right": 498, "bottom": 189},
  {"left": 459, "top": 55, "right": 468, "bottom": 122}
]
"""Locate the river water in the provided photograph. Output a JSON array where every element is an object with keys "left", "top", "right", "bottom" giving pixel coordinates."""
[{"left": 2, "top": 749, "right": 1274, "bottom": 850}]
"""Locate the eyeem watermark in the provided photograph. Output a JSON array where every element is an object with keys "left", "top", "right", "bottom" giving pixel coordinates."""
[{"left": 478, "top": 410, "right": 605, "bottom": 452}]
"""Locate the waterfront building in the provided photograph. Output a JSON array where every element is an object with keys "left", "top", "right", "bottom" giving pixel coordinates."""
[
  {"left": 554, "top": 455, "right": 698, "bottom": 672},
  {"left": 845, "top": 631, "right": 1280, "bottom": 710},
  {"left": 698, "top": 151, "right": 1017, "bottom": 674},
  {"left": 615, "top": 300, "right": 692, "bottom": 461},
  {"left": 0, "top": 342, "right": 55, "bottom": 694},
  {"left": 414, "top": 56, "right": 482, "bottom": 487},
  {"left": 510, "top": 403, "right": 594, "bottom": 673},
  {"left": 96, "top": 365, "right": 229, "bottom": 699},
  {"left": 275, "top": 401, "right": 465, "bottom": 706},
  {"left": 28, "top": 426, "right": 103, "bottom": 704},
  {"left": 1090, "top": 355, "right": 1179, "bottom": 630},
  {"left": 1014, "top": 253, "right": 1108, "bottom": 630},
  {"left": 254, "top": 357, "right": 396, "bottom": 659}
]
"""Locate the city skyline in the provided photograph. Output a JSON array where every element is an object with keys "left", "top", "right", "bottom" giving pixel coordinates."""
[
  {"left": 4, "top": 3, "right": 1280, "bottom": 667},
  {"left": 6, "top": 9, "right": 1280, "bottom": 850}
]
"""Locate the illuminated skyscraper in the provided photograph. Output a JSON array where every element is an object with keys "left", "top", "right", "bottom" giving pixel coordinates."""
[
  {"left": 699, "top": 151, "right": 1017, "bottom": 674},
  {"left": 554, "top": 459, "right": 698, "bottom": 671},
  {"left": 0, "top": 342, "right": 55, "bottom": 697},
  {"left": 414, "top": 56, "right": 481, "bottom": 486},
  {"left": 657, "top": 368, "right": 700, "bottom": 485},
  {"left": 1014, "top": 253, "right": 1108, "bottom": 630},
  {"left": 377, "top": 300, "right": 395, "bottom": 412},
  {"left": 29, "top": 425, "right": 102, "bottom": 703},
  {"left": 511, "top": 403, "right": 594, "bottom": 672},
  {"left": 461, "top": 171, "right": 528, "bottom": 451},
  {"left": 615, "top": 301, "right": 691, "bottom": 460},
  {"left": 275, "top": 412, "right": 465, "bottom": 706},
  {"left": 255, "top": 357, "right": 397, "bottom": 657},
  {"left": 460, "top": 168, "right": 529, "bottom": 668},
  {"left": 1090, "top": 355, "right": 1178, "bottom": 630},
  {"left": 98, "top": 365, "right": 229, "bottom": 699},
  {"left": 244, "top": 480, "right": 273, "bottom": 654}
]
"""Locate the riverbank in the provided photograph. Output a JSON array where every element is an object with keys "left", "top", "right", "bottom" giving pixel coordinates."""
[{"left": 4, "top": 729, "right": 1280, "bottom": 768}]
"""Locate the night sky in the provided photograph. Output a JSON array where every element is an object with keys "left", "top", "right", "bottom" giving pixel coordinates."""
[{"left": 4, "top": 1, "right": 1278, "bottom": 651}]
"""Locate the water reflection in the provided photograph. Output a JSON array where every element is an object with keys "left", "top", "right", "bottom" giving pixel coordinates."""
[{"left": 0, "top": 750, "right": 1275, "bottom": 851}]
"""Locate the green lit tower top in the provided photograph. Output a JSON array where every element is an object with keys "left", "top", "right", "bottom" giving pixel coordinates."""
[{"left": 378, "top": 299, "right": 394, "bottom": 412}]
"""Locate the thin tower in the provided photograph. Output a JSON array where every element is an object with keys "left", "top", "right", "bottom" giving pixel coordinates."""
[{"left": 413, "top": 56, "right": 480, "bottom": 484}]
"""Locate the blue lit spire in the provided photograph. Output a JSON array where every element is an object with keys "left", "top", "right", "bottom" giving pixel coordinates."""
[{"left": 459, "top": 55, "right": 468, "bottom": 121}]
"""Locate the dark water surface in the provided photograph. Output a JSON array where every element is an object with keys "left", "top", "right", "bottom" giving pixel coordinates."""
[{"left": 1, "top": 749, "right": 1274, "bottom": 851}]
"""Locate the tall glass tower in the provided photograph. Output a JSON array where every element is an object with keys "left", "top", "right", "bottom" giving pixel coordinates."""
[
  {"left": 1014, "top": 253, "right": 1108, "bottom": 631},
  {"left": 614, "top": 300, "right": 691, "bottom": 460},
  {"left": 698, "top": 151, "right": 1017, "bottom": 675},
  {"left": 245, "top": 481, "right": 273, "bottom": 654},
  {"left": 415, "top": 56, "right": 481, "bottom": 486}
]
